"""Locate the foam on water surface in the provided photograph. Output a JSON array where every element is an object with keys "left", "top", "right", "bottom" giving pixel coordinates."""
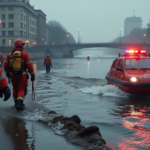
[{"left": 79, "top": 85, "right": 129, "bottom": 98}]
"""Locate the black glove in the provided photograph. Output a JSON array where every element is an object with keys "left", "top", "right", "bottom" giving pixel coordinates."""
[
  {"left": 0, "top": 92, "right": 3, "bottom": 98},
  {"left": 6, "top": 72, "right": 10, "bottom": 78},
  {"left": 0, "top": 86, "right": 11, "bottom": 101},
  {"left": 31, "top": 76, "right": 35, "bottom": 81}
]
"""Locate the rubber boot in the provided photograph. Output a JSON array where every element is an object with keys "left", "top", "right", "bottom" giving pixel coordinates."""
[
  {"left": 14, "top": 101, "right": 17, "bottom": 107},
  {"left": 14, "top": 101, "right": 25, "bottom": 107},
  {"left": 15, "top": 100, "right": 25, "bottom": 111}
]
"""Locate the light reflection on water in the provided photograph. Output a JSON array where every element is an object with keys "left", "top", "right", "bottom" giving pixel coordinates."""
[
  {"left": 118, "top": 107, "right": 150, "bottom": 150},
  {"left": 66, "top": 59, "right": 70, "bottom": 69},
  {"left": 87, "top": 61, "right": 90, "bottom": 74},
  {"left": 33, "top": 62, "right": 37, "bottom": 72},
  {"left": 111, "top": 97, "right": 150, "bottom": 150}
]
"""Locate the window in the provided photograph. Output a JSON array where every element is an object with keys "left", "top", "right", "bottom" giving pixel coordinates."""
[
  {"left": 20, "top": 7, "right": 23, "bottom": 11},
  {"left": 118, "top": 60, "right": 123, "bottom": 69},
  {"left": 8, "top": 31, "right": 14, "bottom": 36},
  {"left": 20, "top": 23, "right": 23, "bottom": 28},
  {"left": 125, "top": 59, "right": 150, "bottom": 70},
  {"left": 2, "top": 14, "right": 5, "bottom": 20},
  {"left": 8, "top": 14, "right": 14, "bottom": 19},
  {"left": 2, "top": 31, "right": 6, "bottom": 36},
  {"left": 8, "top": 22, "right": 14, "bottom": 28},
  {"left": 113, "top": 60, "right": 119, "bottom": 69},
  {"left": 2, "top": 39, "right": 5, "bottom": 46},
  {"left": 2, "top": 23, "right": 5, "bottom": 28},
  {"left": 19, "top": 31, "right": 23, "bottom": 36},
  {"left": 8, "top": 39, "right": 14, "bottom": 46},
  {"left": 2, "top": 7, "right": 5, "bottom": 11},
  {"left": 20, "top": 14, "right": 23, "bottom": 20},
  {"left": 9, "top": 6, "right": 14, "bottom": 11}
]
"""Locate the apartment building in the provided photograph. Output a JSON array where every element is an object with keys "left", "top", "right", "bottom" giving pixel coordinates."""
[
  {"left": 0, "top": 0, "right": 46, "bottom": 47},
  {"left": 45, "top": 25, "right": 50, "bottom": 45},
  {"left": 35, "top": 10, "right": 46, "bottom": 46}
]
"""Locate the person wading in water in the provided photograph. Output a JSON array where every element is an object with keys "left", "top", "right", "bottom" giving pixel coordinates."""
[{"left": 44, "top": 54, "right": 52, "bottom": 73}]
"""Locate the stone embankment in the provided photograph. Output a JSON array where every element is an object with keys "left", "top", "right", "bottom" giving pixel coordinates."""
[{"left": 48, "top": 111, "right": 112, "bottom": 150}]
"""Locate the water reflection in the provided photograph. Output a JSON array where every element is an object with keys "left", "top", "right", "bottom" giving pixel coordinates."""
[
  {"left": 87, "top": 61, "right": 90, "bottom": 74},
  {"left": 33, "top": 61, "right": 37, "bottom": 72},
  {"left": 111, "top": 98, "right": 150, "bottom": 150},
  {"left": 1, "top": 116, "right": 35, "bottom": 150},
  {"left": 66, "top": 59, "right": 70, "bottom": 69}
]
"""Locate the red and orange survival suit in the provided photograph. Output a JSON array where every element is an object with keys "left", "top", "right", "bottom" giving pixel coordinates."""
[
  {"left": 0, "top": 68, "right": 11, "bottom": 101},
  {"left": 44, "top": 55, "right": 52, "bottom": 66},
  {"left": 4, "top": 39, "right": 35, "bottom": 111}
]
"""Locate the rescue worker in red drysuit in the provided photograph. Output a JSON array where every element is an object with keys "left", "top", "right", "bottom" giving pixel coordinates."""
[
  {"left": 0, "top": 54, "right": 4, "bottom": 68},
  {"left": 0, "top": 68, "right": 11, "bottom": 101},
  {"left": 87, "top": 56, "right": 90, "bottom": 60},
  {"left": 44, "top": 54, "right": 52, "bottom": 73},
  {"left": 4, "top": 39, "right": 35, "bottom": 111}
]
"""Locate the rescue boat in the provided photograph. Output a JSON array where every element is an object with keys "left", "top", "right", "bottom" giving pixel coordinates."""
[{"left": 105, "top": 49, "right": 150, "bottom": 94}]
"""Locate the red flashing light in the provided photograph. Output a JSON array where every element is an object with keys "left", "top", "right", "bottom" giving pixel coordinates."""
[
  {"left": 0, "top": 20, "right": 2, "bottom": 25},
  {"left": 141, "top": 50, "right": 146, "bottom": 53},
  {"left": 126, "top": 50, "right": 146, "bottom": 54}
]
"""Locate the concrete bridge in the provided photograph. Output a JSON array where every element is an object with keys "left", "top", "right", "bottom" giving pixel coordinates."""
[
  {"left": 0, "top": 43, "right": 150, "bottom": 58},
  {"left": 36, "top": 43, "right": 150, "bottom": 58}
]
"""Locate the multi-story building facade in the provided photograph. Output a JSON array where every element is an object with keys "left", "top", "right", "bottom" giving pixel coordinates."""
[
  {"left": 0, "top": 0, "right": 47, "bottom": 47},
  {"left": 124, "top": 16, "right": 142, "bottom": 36},
  {"left": 45, "top": 25, "right": 50, "bottom": 45},
  {"left": 35, "top": 10, "right": 46, "bottom": 46}
]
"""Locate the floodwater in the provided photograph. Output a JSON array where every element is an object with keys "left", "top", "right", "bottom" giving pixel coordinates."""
[{"left": 1, "top": 54, "right": 150, "bottom": 150}]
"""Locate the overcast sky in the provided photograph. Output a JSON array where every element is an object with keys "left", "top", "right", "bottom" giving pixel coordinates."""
[{"left": 30, "top": 0, "right": 150, "bottom": 43}]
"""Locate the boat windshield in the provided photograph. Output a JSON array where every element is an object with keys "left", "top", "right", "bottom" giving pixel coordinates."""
[{"left": 125, "top": 59, "right": 150, "bottom": 70}]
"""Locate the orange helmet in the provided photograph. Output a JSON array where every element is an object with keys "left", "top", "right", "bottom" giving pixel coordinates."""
[{"left": 15, "top": 39, "right": 25, "bottom": 48}]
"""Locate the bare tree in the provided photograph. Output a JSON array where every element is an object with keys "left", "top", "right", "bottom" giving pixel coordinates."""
[{"left": 47, "top": 20, "right": 76, "bottom": 45}]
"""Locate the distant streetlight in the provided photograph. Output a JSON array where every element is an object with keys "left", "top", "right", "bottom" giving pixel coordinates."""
[
  {"left": 78, "top": 29, "right": 80, "bottom": 44},
  {"left": 25, "top": 40, "right": 29, "bottom": 47},
  {"left": 52, "top": 42, "right": 54, "bottom": 45},
  {"left": 119, "top": 28, "right": 122, "bottom": 43},
  {"left": 67, "top": 34, "right": 69, "bottom": 44},
  {"left": 143, "top": 34, "right": 146, "bottom": 44}
]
